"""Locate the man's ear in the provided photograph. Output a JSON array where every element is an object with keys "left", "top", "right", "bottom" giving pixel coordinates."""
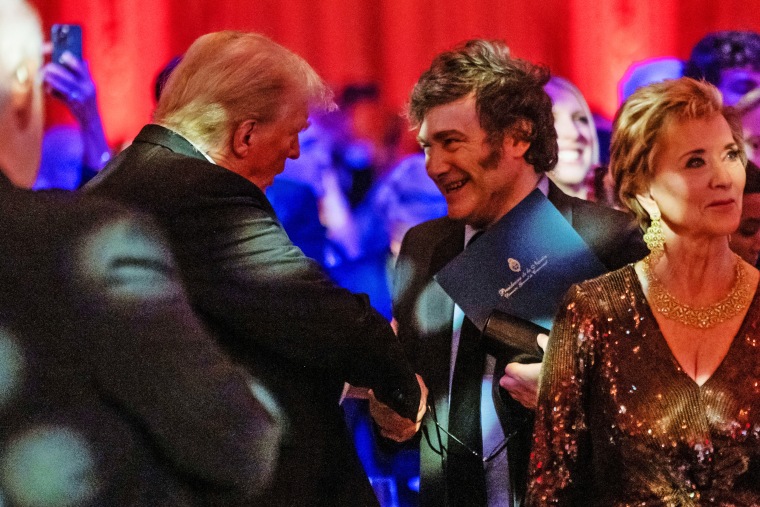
[
  {"left": 10, "top": 62, "right": 35, "bottom": 129},
  {"left": 230, "top": 119, "right": 257, "bottom": 158},
  {"left": 503, "top": 119, "right": 532, "bottom": 158}
]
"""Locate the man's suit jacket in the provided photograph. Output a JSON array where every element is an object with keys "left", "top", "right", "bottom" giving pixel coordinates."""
[
  {"left": 85, "top": 124, "right": 422, "bottom": 506},
  {"left": 0, "top": 173, "right": 280, "bottom": 505},
  {"left": 392, "top": 181, "right": 648, "bottom": 507}
]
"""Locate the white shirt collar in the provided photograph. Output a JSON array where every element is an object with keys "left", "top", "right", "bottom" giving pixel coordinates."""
[{"left": 187, "top": 137, "right": 216, "bottom": 164}]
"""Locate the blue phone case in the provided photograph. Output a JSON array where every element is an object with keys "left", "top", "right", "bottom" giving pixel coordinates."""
[{"left": 51, "top": 24, "right": 82, "bottom": 63}]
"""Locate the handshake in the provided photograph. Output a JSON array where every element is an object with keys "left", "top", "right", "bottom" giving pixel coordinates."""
[{"left": 368, "top": 374, "right": 428, "bottom": 442}]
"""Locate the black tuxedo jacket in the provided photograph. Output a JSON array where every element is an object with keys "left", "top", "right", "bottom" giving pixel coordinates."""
[
  {"left": 392, "top": 182, "right": 648, "bottom": 507},
  {"left": 0, "top": 172, "right": 279, "bottom": 505},
  {"left": 85, "top": 125, "right": 421, "bottom": 506}
]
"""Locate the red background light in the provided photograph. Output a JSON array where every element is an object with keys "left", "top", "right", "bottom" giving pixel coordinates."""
[{"left": 31, "top": 0, "right": 760, "bottom": 148}]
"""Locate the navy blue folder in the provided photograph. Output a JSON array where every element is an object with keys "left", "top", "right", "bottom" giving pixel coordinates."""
[{"left": 435, "top": 189, "right": 606, "bottom": 331}]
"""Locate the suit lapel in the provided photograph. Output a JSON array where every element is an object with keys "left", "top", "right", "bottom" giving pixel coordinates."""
[
  {"left": 422, "top": 222, "right": 464, "bottom": 440},
  {"left": 429, "top": 222, "right": 465, "bottom": 277}
]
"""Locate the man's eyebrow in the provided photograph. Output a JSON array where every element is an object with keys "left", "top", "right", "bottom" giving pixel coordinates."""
[
  {"left": 418, "top": 129, "right": 465, "bottom": 144},
  {"left": 433, "top": 130, "right": 464, "bottom": 141}
]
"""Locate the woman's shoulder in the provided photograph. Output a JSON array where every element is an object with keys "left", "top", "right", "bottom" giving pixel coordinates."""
[
  {"left": 573, "top": 263, "right": 640, "bottom": 296},
  {"left": 560, "top": 263, "right": 643, "bottom": 321},
  {"left": 549, "top": 264, "right": 645, "bottom": 353}
]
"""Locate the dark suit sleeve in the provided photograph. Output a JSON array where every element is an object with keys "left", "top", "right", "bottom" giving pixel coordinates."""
[
  {"left": 70, "top": 212, "right": 282, "bottom": 498},
  {"left": 182, "top": 199, "right": 421, "bottom": 420}
]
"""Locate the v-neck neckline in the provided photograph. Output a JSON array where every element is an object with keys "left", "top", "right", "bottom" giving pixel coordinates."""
[{"left": 629, "top": 264, "right": 760, "bottom": 389}]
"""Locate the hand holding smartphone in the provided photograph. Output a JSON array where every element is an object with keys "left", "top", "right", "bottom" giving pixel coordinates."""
[{"left": 46, "top": 24, "right": 88, "bottom": 105}]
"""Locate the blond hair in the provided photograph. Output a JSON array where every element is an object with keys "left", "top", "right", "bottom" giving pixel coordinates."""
[
  {"left": 155, "top": 31, "right": 335, "bottom": 151},
  {"left": 545, "top": 76, "right": 600, "bottom": 166},
  {"left": 610, "top": 77, "right": 745, "bottom": 228}
]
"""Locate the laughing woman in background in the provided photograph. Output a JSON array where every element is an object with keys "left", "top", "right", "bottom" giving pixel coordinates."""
[{"left": 545, "top": 77, "right": 600, "bottom": 201}]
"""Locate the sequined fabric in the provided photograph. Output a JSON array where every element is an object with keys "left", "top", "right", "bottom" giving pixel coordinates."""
[{"left": 527, "top": 265, "right": 760, "bottom": 506}]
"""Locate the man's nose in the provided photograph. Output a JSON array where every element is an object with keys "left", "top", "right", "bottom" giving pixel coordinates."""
[
  {"left": 425, "top": 147, "right": 447, "bottom": 178},
  {"left": 289, "top": 138, "right": 300, "bottom": 160},
  {"left": 555, "top": 113, "right": 580, "bottom": 140}
]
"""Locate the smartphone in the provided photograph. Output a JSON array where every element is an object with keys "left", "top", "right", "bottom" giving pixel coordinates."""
[{"left": 51, "top": 24, "right": 82, "bottom": 64}]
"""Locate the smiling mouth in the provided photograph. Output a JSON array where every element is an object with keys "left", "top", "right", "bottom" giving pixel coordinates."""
[
  {"left": 442, "top": 179, "right": 468, "bottom": 194},
  {"left": 557, "top": 149, "right": 583, "bottom": 163}
]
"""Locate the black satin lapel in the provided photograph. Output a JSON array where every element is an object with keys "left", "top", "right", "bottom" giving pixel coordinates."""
[
  {"left": 134, "top": 125, "right": 207, "bottom": 161},
  {"left": 429, "top": 223, "right": 465, "bottom": 277},
  {"left": 421, "top": 223, "right": 464, "bottom": 423}
]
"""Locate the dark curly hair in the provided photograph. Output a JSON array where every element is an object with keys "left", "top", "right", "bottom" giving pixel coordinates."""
[
  {"left": 684, "top": 31, "right": 760, "bottom": 86},
  {"left": 408, "top": 39, "right": 558, "bottom": 173}
]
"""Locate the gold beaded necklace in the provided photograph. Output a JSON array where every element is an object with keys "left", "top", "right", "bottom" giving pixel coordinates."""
[{"left": 643, "top": 253, "right": 752, "bottom": 329}]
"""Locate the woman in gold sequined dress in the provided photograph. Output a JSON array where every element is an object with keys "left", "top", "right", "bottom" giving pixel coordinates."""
[{"left": 527, "top": 78, "right": 760, "bottom": 506}]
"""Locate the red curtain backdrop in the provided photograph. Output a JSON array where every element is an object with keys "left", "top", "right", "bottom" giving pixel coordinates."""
[{"left": 31, "top": 0, "right": 760, "bottom": 147}]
